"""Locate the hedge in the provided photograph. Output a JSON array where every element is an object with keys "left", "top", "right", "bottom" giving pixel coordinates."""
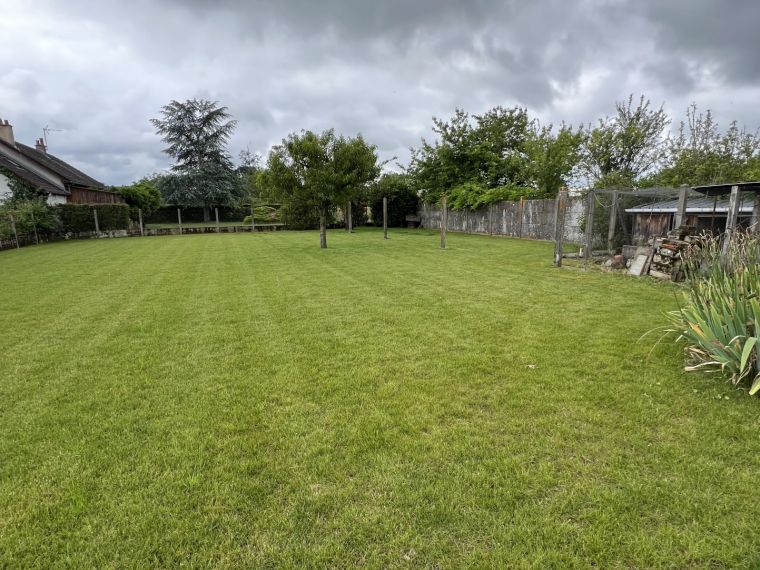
[{"left": 57, "top": 204, "right": 130, "bottom": 232}]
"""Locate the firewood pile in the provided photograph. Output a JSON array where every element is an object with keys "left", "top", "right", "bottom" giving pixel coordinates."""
[{"left": 626, "top": 226, "right": 699, "bottom": 281}]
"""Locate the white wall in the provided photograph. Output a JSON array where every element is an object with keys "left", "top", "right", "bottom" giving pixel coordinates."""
[
  {"left": 0, "top": 172, "right": 12, "bottom": 203},
  {"left": 46, "top": 194, "right": 67, "bottom": 206}
]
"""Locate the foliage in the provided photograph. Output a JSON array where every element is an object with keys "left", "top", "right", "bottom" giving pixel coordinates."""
[
  {"left": 646, "top": 104, "right": 760, "bottom": 187},
  {"left": 579, "top": 94, "right": 669, "bottom": 187},
  {"left": 242, "top": 204, "right": 281, "bottom": 224},
  {"left": 0, "top": 198, "right": 59, "bottom": 240},
  {"left": 665, "top": 233, "right": 760, "bottom": 395},
  {"left": 409, "top": 107, "right": 583, "bottom": 209},
  {"left": 409, "top": 106, "right": 532, "bottom": 205},
  {"left": 257, "top": 129, "right": 380, "bottom": 247},
  {"left": 151, "top": 99, "right": 242, "bottom": 218},
  {"left": 369, "top": 173, "right": 419, "bottom": 227},
  {"left": 56, "top": 204, "right": 130, "bottom": 232},
  {"left": 525, "top": 122, "right": 585, "bottom": 197},
  {"left": 115, "top": 179, "right": 162, "bottom": 220},
  {"left": 0, "top": 166, "right": 42, "bottom": 204}
]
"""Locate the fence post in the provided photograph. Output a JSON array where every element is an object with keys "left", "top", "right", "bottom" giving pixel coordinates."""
[
  {"left": 215, "top": 207, "right": 220, "bottom": 232},
  {"left": 347, "top": 201, "right": 353, "bottom": 233},
  {"left": 607, "top": 190, "right": 618, "bottom": 253},
  {"left": 383, "top": 196, "right": 388, "bottom": 240},
  {"left": 440, "top": 195, "right": 448, "bottom": 249},
  {"left": 10, "top": 214, "right": 19, "bottom": 249},
  {"left": 584, "top": 189, "right": 596, "bottom": 260},
  {"left": 722, "top": 185, "right": 740, "bottom": 255},
  {"left": 93, "top": 208, "right": 100, "bottom": 235},
  {"left": 177, "top": 208, "right": 182, "bottom": 234},
  {"left": 251, "top": 203, "right": 255, "bottom": 232},
  {"left": 518, "top": 197, "right": 525, "bottom": 238},
  {"left": 138, "top": 208, "right": 144, "bottom": 236},
  {"left": 674, "top": 186, "right": 689, "bottom": 229},
  {"left": 554, "top": 189, "right": 568, "bottom": 267}
]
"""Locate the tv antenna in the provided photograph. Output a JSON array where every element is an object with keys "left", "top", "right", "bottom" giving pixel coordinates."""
[{"left": 42, "top": 125, "right": 63, "bottom": 147}]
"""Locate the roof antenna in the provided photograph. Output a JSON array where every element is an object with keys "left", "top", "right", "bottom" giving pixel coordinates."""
[{"left": 42, "top": 125, "right": 63, "bottom": 147}]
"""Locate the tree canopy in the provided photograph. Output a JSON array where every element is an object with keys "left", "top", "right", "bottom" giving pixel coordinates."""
[{"left": 257, "top": 129, "right": 380, "bottom": 248}]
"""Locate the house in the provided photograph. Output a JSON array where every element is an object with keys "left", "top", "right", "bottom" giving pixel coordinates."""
[{"left": 0, "top": 118, "right": 123, "bottom": 205}]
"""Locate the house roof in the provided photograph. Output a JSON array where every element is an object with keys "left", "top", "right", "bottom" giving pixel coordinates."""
[
  {"left": 14, "top": 142, "right": 105, "bottom": 188},
  {"left": 626, "top": 196, "right": 755, "bottom": 214},
  {"left": 0, "top": 154, "right": 69, "bottom": 196}
]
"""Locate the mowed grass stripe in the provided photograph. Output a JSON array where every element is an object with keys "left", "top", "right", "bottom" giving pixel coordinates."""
[{"left": 1, "top": 229, "right": 760, "bottom": 567}]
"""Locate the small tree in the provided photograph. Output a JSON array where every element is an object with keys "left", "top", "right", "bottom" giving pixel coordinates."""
[
  {"left": 151, "top": 99, "right": 242, "bottom": 221},
  {"left": 258, "top": 130, "right": 380, "bottom": 248}
]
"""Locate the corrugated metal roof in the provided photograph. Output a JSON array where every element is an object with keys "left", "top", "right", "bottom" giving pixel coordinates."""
[{"left": 626, "top": 196, "right": 755, "bottom": 214}]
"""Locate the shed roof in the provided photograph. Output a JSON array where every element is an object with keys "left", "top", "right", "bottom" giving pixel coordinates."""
[
  {"left": 692, "top": 181, "right": 760, "bottom": 196},
  {"left": 625, "top": 196, "right": 755, "bottom": 214}
]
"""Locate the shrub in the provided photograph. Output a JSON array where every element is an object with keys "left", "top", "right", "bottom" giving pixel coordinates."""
[
  {"left": 0, "top": 199, "right": 60, "bottom": 239},
  {"left": 57, "top": 204, "right": 130, "bottom": 232},
  {"left": 115, "top": 180, "right": 162, "bottom": 220},
  {"left": 665, "top": 233, "right": 760, "bottom": 395}
]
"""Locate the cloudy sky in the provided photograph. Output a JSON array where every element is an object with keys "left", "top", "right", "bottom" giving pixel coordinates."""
[{"left": 2, "top": 0, "right": 759, "bottom": 185}]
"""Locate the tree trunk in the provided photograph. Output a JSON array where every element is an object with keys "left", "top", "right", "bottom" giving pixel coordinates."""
[
  {"left": 319, "top": 208, "right": 327, "bottom": 249},
  {"left": 203, "top": 205, "right": 211, "bottom": 222},
  {"left": 346, "top": 201, "right": 353, "bottom": 233}
]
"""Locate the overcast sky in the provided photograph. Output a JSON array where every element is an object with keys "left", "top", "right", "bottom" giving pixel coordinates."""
[{"left": 2, "top": 0, "right": 760, "bottom": 185}]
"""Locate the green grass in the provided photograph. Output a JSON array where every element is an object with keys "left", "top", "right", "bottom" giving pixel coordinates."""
[{"left": 1, "top": 229, "right": 759, "bottom": 568}]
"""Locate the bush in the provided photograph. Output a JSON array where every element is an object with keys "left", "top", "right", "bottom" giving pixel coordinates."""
[
  {"left": 57, "top": 204, "right": 130, "bottom": 232},
  {"left": 115, "top": 180, "right": 162, "bottom": 220},
  {"left": 665, "top": 233, "right": 760, "bottom": 395}
]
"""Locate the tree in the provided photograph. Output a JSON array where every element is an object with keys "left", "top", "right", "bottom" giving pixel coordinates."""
[
  {"left": 115, "top": 179, "right": 162, "bottom": 220},
  {"left": 648, "top": 104, "right": 760, "bottom": 187},
  {"left": 408, "top": 106, "right": 534, "bottom": 206},
  {"left": 151, "top": 99, "right": 242, "bottom": 221},
  {"left": 580, "top": 95, "right": 669, "bottom": 188},
  {"left": 257, "top": 130, "right": 380, "bottom": 248},
  {"left": 524, "top": 122, "right": 585, "bottom": 197}
]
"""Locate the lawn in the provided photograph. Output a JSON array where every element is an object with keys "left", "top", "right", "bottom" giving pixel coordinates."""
[{"left": 1, "top": 229, "right": 759, "bottom": 568}]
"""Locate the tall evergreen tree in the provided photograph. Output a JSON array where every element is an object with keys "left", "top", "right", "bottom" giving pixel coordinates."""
[{"left": 151, "top": 99, "right": 241, "bottom": 220}]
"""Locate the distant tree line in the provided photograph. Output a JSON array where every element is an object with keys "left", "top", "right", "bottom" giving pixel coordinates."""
[{"left": 6, "top": 95, "right": 758, "bottom": 249}]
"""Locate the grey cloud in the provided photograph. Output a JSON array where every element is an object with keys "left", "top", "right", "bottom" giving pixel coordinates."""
[{"left": 2, "top": 0, "right": 760, "bottom": 184}]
